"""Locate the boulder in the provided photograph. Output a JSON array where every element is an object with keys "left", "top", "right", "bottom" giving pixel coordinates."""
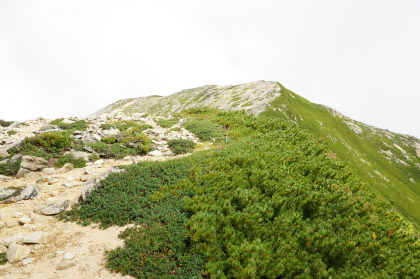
[
  {"left": 149, "top": 150, "right": 163, "bottom": 157},
  {"left": 16, "top": 185, "right": 40, "bottom": 201},
  {"left": 36, "top": 177, "right": 49, "bottom": 184},
  {"left": 8, "top": 122, "right": 21, "bottom": 129},
  {"left": 4, "top": 235, "right": 25, "bottom": 246},
  {"left": 42, "top": 167, "right": 56, "bottom": 175},
  {"left": 9, "top": 154, "right": 22, "bottom": 164},
  {"left": 19, "top": 216, "right": 32, "bottom": 225},
  {"left": 20, "top": 156, "right": 48, "bottom": 171},
  {"left": 56, "top": 259, "right": 76, "bottom": 270},
  {"left": 22, "top": 257, "right": 35, "bottom": 266},
  {"left": 6, "top": 219, "right": 19, "bottom": 228},
  {"left": 16, "top": 168, "right": 31, "bottom": 179},
  {"left": 33, "top": 199, "right": 69, "bottom": 215},
  {"left": 7, "top": 243, "right": 30, "bottom": 263},
  {"left": 0, "top": 188, "right": 19, "bottom": 201}
]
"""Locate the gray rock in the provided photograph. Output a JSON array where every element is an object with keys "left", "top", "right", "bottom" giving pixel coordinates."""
[
  {"left": 33, "top": 199, "right": 69, "bottom": 215},
  {"left": 8, "top": 122, "right": 21, "bottom": 129},
  {"left": 62, "top": 182, "right": 80, "bottom": 188},
  {"left": 12, "top": 212, "right": 24, "bottom": 218},
  {"left": 16, "top": 185, "right": 40, "bottom": 201},
  {"left": 9, "top": 154, "right": 22, "bottom": 164},
  {"left": 0, "top": 188, "right": 19, "bottom": 200},
  {"left": 7, "top": 243, "right": 30, "bottom": 263},
  {"left": 20, "top": 156, "right": 48, "bottom": 171},
  {"left": 16, "top": 168, "right": 31, "bottom": 179},
  {"left": 6, "top": 219, "right": 19, "bottom": 228},
  {"left": 48, "top": 178, "right": 60, "bottom": 185},
  {"left": 18, "top": 216, "right": 31, "bottom": 225},
  {"left": 56, "top": 259, "right": 76, "bottom": 270},
  {"left": 42, "top": 168, "right": 56, "bottom": 175},
  {"left": 84, "top": 167, "right": 95, "bottom": 175},
  {"left": 23, "top": 231, "right": 44, "bottom": 244},
  {"left": 94, "top": 159, "right": 104, "bottom": 166},
  {"left": 38, "top": 124, "right": 55, "bottom": 131},
  {"left": 149, "top": 150, "right": 163, "bottom": 157},
  {"left": 0, "top": 159, "right": 7, "bottom": 164},
  {"left": 61, "top": 163, "right": 73, "bottom": 172}
]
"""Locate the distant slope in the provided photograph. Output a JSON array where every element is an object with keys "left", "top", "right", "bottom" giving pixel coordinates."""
[
  {"left": 90, "top": 81, "right": 420, "bottom": 228},
  {"left": 264, "top": 84, "right": 420, "bottom": 228}
]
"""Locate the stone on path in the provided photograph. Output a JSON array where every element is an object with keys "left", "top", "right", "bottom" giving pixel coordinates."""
[
  {"left": 23, "top": 231, "right": 44, "bottom": 244},
  {"left": 33, "top": 199, "right": 69, "bottom": 215},
  {"left": 16, "top": 185, "right": 40, "bottom": 201},
  {"left": 56, "top": 260, "right": 76, "bottom": 270},
  {"left": 20, "top": 156, "right": 48, "bottom": 171},
  {"left": 6, "top": 243, "right": 31, "bottom": 263}
]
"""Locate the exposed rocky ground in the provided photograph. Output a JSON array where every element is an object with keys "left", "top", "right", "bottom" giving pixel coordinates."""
[{"left": 0, "top": 115, "right": 203, "bottom": 278}]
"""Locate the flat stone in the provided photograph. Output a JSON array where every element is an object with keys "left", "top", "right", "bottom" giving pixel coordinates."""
[
  {"left": 4, "top": 235, "right": 25, "bottom": 246},
  {"left": 9, "top": 154, "right": 22, "bottom": 164},
  {"left": 64, "top": 151, "right": 90, "bottom": 161},
  {"left": 80, "top": 175, "right": 91, "bottom": 182},
  {"left": 0, "top": 188, "right": 19, "bottom": 200},
  {"left": 33, "top": 199, "right": 69, "bottom": 215},
  {"left": 6, "top": 219, "right": 19, "bottom": 228},
  {"left": 149, "top": 150, "right": 163, "bottom": 157},
  {"left": 31, "top": 214, "right": 46, "bottom": 224},
  {"left": 12, "top": 212, "right": 24, "bottom": 218},
  {"left": 19, "top": 216, "right": 32, "bottom": 225},
  {"left": 62, "top": 182, "right": 80, "bottom": 188},
  {"left": 22, "top": 257, "right": 35, "bottom": 266},
  {"left": 84, "top": 167, "right": 95, "bottom": 175},
  {"left": 7, "top": 243, "right": 31, "bottom": 263},
  {"left": 94, "top": 159, "right": 104, "bottom": 166},
  {"left": 56, "top": 259, "right": 76, "bottom": 270},
  {"left": 16, "top": 185, "right": 40, "bottom": 201},
  {"left": 48, "top": 178, "right": 60, "bottom": 185},
  {"left": 23, "top": 231, "right": 44, "bottom": 244}
]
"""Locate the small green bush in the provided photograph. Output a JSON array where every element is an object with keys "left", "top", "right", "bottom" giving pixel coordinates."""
[
  {"left": 0, "top": 119, "right": 14, "bottom": 127},
  {"left": 88, "top": 154, "right": 99, "bottom": 162},
  {"left": 7, "top": 130, "right": 17, "bottom": 136},
  {"left": 0, "top": 252, "right": 7, "bottom": 265},
  {"left": 183, "top": 120, "right": 224, "bottom": 141},
  {"left": 86, "top": 142, "right": 109, "bottom": 155},
  {"left": 100, "top": 123, "right": 113, "bottom": 130},
  {"left": 156, "top": 118, "right": 179, "bottom": 128},
  {"left": 50, "top": 118, "right": 89, "bottom": 131},
  {"left": 54, "top": 155, "right": 86, "bottom": 168},
  {"left": 101, "top": 136, "right": 116, "bottom": 144},
  {"left": 113, "top": 121, "right": 152, "bottom": 132},
  {"left": 167, "top": 139, "right": 195, "bottom": 154},
  {"left": 0, "top": 159, "right": 21, "bottom": 176},
  {"left": 26, "top": 132, "right": 72, "bottom": 151}
]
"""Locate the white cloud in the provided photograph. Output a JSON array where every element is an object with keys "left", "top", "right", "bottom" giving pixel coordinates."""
[{"left": 0, "top": 0, "right": 419, "bottom": 137}]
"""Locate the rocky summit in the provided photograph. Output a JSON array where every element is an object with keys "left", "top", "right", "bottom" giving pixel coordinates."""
[{"left": 0, "top": 81, "right": 418, "bottom": 278}]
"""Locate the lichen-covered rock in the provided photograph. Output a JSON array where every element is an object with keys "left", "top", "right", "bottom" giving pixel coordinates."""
[
  {"left": 16, "top": 168, "right": 31, "bottom": 179},
  {"left": 20, "top": 156, "right": 48, "bottom": 171},
  {"left": 16, "top": 185, "right": 40, "bottom": 201},
  {"left": 0, "top": 188, "right": 19, "bottom": 201},
  {"left": 33, "top": 199, "right": 69, "bottom": 215},
  {"left": 61, "top": 163, "right": 73, "bottom": 173}
]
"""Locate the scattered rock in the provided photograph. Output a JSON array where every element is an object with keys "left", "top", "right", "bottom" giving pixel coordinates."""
[
  {"left": 0, "top": 188, "right": 19, "bottom": 201},
  {"left": 12, "top": 212, "right": 24, "bottom": 218},
  {"left": 36, "top": 177, "right": 49, "bottom": 184},
  {"left": 16, "top": 168, "right": 31, "bottom": 179},
  {"left": 23, "top": 231, "right": 44, "bottom": 244},
  {"left": 61, "top": 163, "right": 73, "bottom": 173},
  {"left": 20, "top": 155, "right": 48, "bottom": 171},
  {"left": 84, "top": 167, "right": 95, "bottom": 175},
  {"left": 4, "top": 235, "right": 25, "bottom": 246},
  {"left": 6, "top": 219, "right": 19, "bottom": 228},
  {"left": 38, "top": 124, "right": 55, "bottom": 131},
  {"left": 18, "top": 216, "right": 32, "bottom": 225},
  {"left": 16, "top": 185, "right": 40, "bottom": 201},
  {"left": 149, "top": 150, "right": 163, "bottom": 157},
  {"left": 6, "top": 243, "right": 31, "bottom": 263},
  {"left": 56, "top": 259, "right": 76, "bottom": 270},
  {"left": 0, "top": 221, "right": 5, "bottom": 229},
  {"left": 63, "top": 252, "right": 75, "bottom": 260},
  {"left": 22, "top": 257, "right": 35, "bottom": 266},
  {"left": 9, "top": 154, "right": 22, "bottom": 164},
  {"left": 64, "top": 151, "right": 91, "bottom": 161},
  {"left": 94, "top": 159, "right": 104, "bottom": 166},
  {"left": 62, "top": 182, "right": 80, "bottom": 188},
  {"left": 48, "top": 178, "right": 60, "bottom": 185},
  {"left": 33, "top": 199, "right": 69, "bottom": 215},
  {"left": 42, "top": 167, "right": 56, "bottom": 175}
]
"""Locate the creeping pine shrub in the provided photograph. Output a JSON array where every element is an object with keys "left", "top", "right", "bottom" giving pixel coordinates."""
[
  {"left": 167, "top": 139, "right": 195, "bottom": 154},
  {"left": 0, "top": 119, "right": 14, "bottom": 127},
  {"left": 0, "top": 252, "right": 7, "bottom": 265},
  {"left": 58, "top": 109, "right": 420, "bottom": 278},
  {"left": 113, "top": 121, "right": 152, "bottom": 132},
  {"left": 156, "top": 118, "right": 179, "bottom": 128},
  {"left": 0, "top": 158, "right": 21, "bottom": 176},
  {"left": 182, "top": 120, "right": 224, "bottom": 141},
  {"left": 50, "top": 118, "right": 89, "bottom": 131},
  {"left": 100, "top": 123, "right": 113, "bottom": 130},
  {"left": 7, "top": 130, "right": 17, "bottom": 136},
  {"left": 54, "top": 155, "right": 86, "bottom": 168},
  {"left": 88, "top": 154, "right": 99, "bottom": 162}
]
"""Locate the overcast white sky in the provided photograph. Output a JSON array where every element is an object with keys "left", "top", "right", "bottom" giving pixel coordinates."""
[{"left": 0, "top": 0, "right": 419, "bottom": 137}]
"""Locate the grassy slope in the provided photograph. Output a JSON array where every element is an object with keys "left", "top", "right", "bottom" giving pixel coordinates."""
[{"left": 263, "top": 84, "right": 420, "bottom": 228}]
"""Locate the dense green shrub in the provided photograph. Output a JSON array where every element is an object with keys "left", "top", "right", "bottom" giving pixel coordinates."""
[
  {"left": 54, "top": 155, "right": 86, "bottom": 168},
  {"left": 59, "top": 109, "right": 420, "bottom": 278},
  {"left": 113, "top": 121, "right": 152, "bottom": 132},
  {"left": 88, "top": 154, "right": 99, "bottom": 162},
  {"left": 167, "top": 139, "right": 195, "bottom": 154},
  {"left": 0, "top": 158, "right": 21, "bottom": 176},
  {"left": 0, "top": 119, "right": 14, "bottom": 127},
  {"left": 50, "top": 118, "right": 89, "bottom": 131},
  {"left": 183, "top": 120, "right": 224, "bottom": 141},
  {"left": 101, "top": 136, "right": 116, "bottom": 144},
  {"left": 25, "top": 132, "right": 72, "bottom": 151},
  {"left": 0, "top": 252, "right": 7, "bottom": 265},
  {"left": 100, "top": 123, "right": 113, "bottom": 130},
  {"left": 7, "top": 130, "right": 17, "bottom": 136},
  {"left": 156, "top": 118, "right": 179, "bottom": 128}
]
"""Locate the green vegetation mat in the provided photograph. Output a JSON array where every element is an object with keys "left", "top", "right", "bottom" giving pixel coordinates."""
[{"left": 60, "top": 109, "right": 419, "bottom": 278}]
